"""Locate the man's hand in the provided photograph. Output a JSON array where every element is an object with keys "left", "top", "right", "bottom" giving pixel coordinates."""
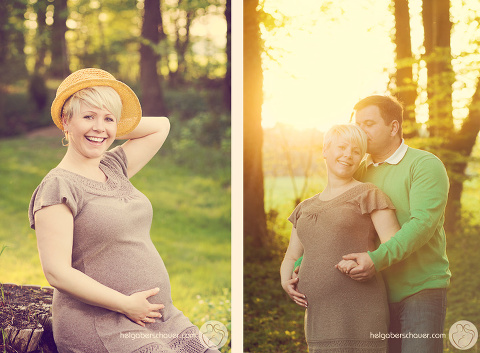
[{"left": 342, "top": 252, "right": 376, "bottom": 282}]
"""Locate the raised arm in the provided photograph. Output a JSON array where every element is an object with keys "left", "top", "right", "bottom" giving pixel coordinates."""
[
  {"left": 34, "top": 204, "right": 164, "bottom": 327},
  {"left": 280, "top": 227, "right": 307, "bottom": 307},
  {"left": 117, "top": 117, "right": 170, "bottom": 178}
]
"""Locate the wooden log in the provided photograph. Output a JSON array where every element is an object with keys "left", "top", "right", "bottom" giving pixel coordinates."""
[
  {"left": 1, "top": 283, "right": 56, "bottom": 352},
  {"left": 26, "top": 327, "right": 44, "bottom": 352},
  {"left": 5, "top": 323, "right": 47, "bottom": 352},
  {"left": 21, "top": 285, "right": 42, "bottom": 291},
  {"left": 10, "top": 327, "right": 32, "bottom": 352},
  {"left": 3, "top": 326, "right": 16, "bottom": 345}
]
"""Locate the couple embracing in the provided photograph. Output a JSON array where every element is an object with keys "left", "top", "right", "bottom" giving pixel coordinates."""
[{"left": 280, "top": 95, "right": 451, "bottom": 353}]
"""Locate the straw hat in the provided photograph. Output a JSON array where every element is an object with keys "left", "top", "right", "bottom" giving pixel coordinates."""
[{"left": 51, "top": 68, "right": 142, "bottom": 137}]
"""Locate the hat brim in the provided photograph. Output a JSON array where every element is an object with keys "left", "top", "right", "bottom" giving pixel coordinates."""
[{"left": 51, "top": 78, "right": 142, "bottom": 137}]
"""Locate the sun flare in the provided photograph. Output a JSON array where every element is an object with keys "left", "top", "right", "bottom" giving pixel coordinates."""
[{"left": 260, "top": 0, "right": 397, "bottom": 132}]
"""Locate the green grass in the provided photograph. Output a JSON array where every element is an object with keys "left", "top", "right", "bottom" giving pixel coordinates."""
[
  {"left": 246, "top": 175, "right": 480, "bottom": 352},
  {"left": 244, "top": 254, "right": 308, "bottom": 353},
  {"left": 0, "top": 135, "right": 231, "bottom": 351}
]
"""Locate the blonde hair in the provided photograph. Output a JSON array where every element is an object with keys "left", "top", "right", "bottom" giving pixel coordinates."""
[
  {"left": 323, "top": 124, "right": 368, "bottom": 158},
  {"left": 62, "top": 86, "right": 122, "bottom": 123}
]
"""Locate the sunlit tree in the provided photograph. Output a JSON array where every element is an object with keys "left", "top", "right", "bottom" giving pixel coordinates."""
[
  {"left": 224, "top": 0, "right": 231, "bottom": 111},
  {"left": 244, "top": 0, "right": 269, "bottom": 250},
  {"left": 392, "top": 0, "right": 418, "bottom": 137},
  {"left": 421, "top": 0, "right": 480, "bottom": 232}
]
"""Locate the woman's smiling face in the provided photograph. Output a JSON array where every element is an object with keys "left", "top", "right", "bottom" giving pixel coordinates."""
[
  {"left": 64, "top": 102, "right": 117, "bottom": 160},
  {"left": 323, "top": 136, "right": 363, "bottom": 179}
]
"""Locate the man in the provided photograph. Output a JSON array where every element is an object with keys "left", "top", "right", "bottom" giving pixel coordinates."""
[{"left": 292, "top": 95, "right": 451, "bottom": 352}]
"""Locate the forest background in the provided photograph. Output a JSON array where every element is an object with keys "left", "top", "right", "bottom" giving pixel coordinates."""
[
  {"left": 244, "top": 0, "right": 480, "bottom": 352},
  {"left": 0, "top": 0, "right": 231, "bottom": 351}
]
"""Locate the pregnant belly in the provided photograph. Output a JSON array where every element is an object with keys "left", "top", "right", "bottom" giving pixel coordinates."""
[
  {"left": 297, "top": 259, "right": 387, "bottom": 307},
  {"left": 80, "top": 242, "right": 172, "bottom": 304},
  {"left": 297, "top": 260, "right": 366, "bottom": 302}
]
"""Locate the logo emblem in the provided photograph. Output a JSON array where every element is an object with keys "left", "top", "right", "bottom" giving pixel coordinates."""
[
  {"left": 449, "top": 320, "right": 478, "bottom": 350},
  {"left": 199, "top": 320, "right": 229, "bottom": 349}
]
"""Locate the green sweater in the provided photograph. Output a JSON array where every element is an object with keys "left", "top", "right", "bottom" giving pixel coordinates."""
[{"left": 355, "top": 147, "right": 451, "bottom": 302}]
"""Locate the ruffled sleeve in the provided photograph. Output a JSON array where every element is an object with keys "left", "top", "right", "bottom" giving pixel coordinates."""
[
  {"left": 288, "top": 202, "right": 302, "bottom": 228},
  {"left": 28, "top": 173, "right": 82, "bottom": 230},
  {"left": 102, "top": 145, "right": 129, "bottom": 178},
  {"left": 353, "top": 183, "right": 395, "bottom": 215}
]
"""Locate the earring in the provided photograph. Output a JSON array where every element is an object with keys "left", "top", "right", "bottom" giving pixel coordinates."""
[{"left": 62, "top": 131, "right": 69, "bottom": 147}]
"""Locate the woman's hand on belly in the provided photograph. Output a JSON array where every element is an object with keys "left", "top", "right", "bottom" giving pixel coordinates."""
[
  {"left": 120, "top": 287, "right": 165, "bottom": 327},
  {"left": 282, "top": 276, "right": 308, "bottom": 308}
]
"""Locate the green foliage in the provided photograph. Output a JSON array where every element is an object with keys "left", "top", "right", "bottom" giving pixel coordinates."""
[
  {"left": 1, "top": 0, "right": 228, "bottom": 137},
  {"left": 0, "top": 246, "right": 5, "bottom": 305},
  {"left": 159, "top": 86, "right": 231, "bottom": 178},
  {"left": 0, "top": 135, "right": 230, "bottom": 340},
  {"left": 443, "top": 224, "right": 480, "bottom": 352},
  {"left": 0, "top": 79, "right": 54, "bottom": 137},
  {"left": 264, "top": 176, "right": 327, "bottom": 250},
  {"left": 171, "top": 111, "right": 230, "bottom": 148},
  {"left": 189, "top": 288, "right": 232, "bottom": 352},
  {"left": 164, "top": 85, "right": 228, "bottom": 121},
  {"left": 244, "top": 248, "right": 308, "bottom": 352}
]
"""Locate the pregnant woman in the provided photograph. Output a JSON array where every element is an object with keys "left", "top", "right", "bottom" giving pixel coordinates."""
[
  {"left": 280, "top": 124, "right": 400, "bottom": 353},
  {"left": 29, "top": 68, "right": 219, "bottom": 353}
]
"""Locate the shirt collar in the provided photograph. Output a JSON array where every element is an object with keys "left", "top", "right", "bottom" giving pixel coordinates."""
[{"left": 366, "top": 139, "right": 408, "bottom": 167}]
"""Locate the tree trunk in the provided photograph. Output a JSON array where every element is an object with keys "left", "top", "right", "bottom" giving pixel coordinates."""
[
  {"left": 244, "top": 0, "right": 269, "bottom": 250},
  {"left": 421, "top": 0, "right": 479, "bottom": 233},
  {"left": 422, "top": 0, "right": 454, "bottom": 139},
  {"left": 393, "top": 0, "right": 417, "bottom": 137},
  {"left": 0, "top": 1, "right": 8, "bottom": 131},
  {"left": 443, "top": 82, "right": 480, "bottom": 233},
  {"left": 11, "top": 0, "right": 28, "bottom": 78},
  {"left": 0, "top": 2, "right": 8, "bottom": 69},
  {"left": 140, "top": 0, "right": 167, "bottom": 116},
  {"left": 50, "top": 0, "right": 70, "bottom": 79},
  {"left": 34, "top": 0, "right": 49, "bottom": 73},
  {"left": 170, "top": 4, "right": 193, "bottom": 88},
  {"left": 224, "top": 0, "right": 231, "bottom": 112}
]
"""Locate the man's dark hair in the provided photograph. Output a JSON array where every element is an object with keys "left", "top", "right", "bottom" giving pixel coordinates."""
[{"left": 353, "top": 95, "right": 404, "bottom": 136}]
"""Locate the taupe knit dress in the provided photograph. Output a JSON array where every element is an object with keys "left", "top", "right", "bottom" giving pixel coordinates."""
[
  {"left": 289, "top": 183, "right": 393, "bottom": 353},
  {"left": 29, "top": 147, "right": 217, "bottom": 353}
]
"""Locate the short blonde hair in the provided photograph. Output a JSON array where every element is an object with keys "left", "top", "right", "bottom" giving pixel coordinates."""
[
  {"left": 323, "top": 124, "right": 368, "bottom": 158},
  {"left": 62, "top": 86, "right": 122, "bottom": 123}
]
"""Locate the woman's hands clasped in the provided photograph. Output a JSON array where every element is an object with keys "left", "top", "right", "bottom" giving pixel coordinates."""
[
  {"left": 335, "top": 259, "right": 358, "bottom": 275},
  {"left": 122, "top": 287, "right": 165, "bottom": 327}
]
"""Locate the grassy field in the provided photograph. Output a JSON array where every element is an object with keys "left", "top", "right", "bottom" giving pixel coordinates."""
[
  {"left": 0, "top": 134, "right": 231, "bottom": 351},
  {"left": 244, "top": 174, "right": 480, "bottom": 352}
]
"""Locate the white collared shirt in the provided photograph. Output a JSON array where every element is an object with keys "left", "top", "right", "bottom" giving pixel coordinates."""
[{"left": 365, "top": 139, "right": 408, "bottom": 167}]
